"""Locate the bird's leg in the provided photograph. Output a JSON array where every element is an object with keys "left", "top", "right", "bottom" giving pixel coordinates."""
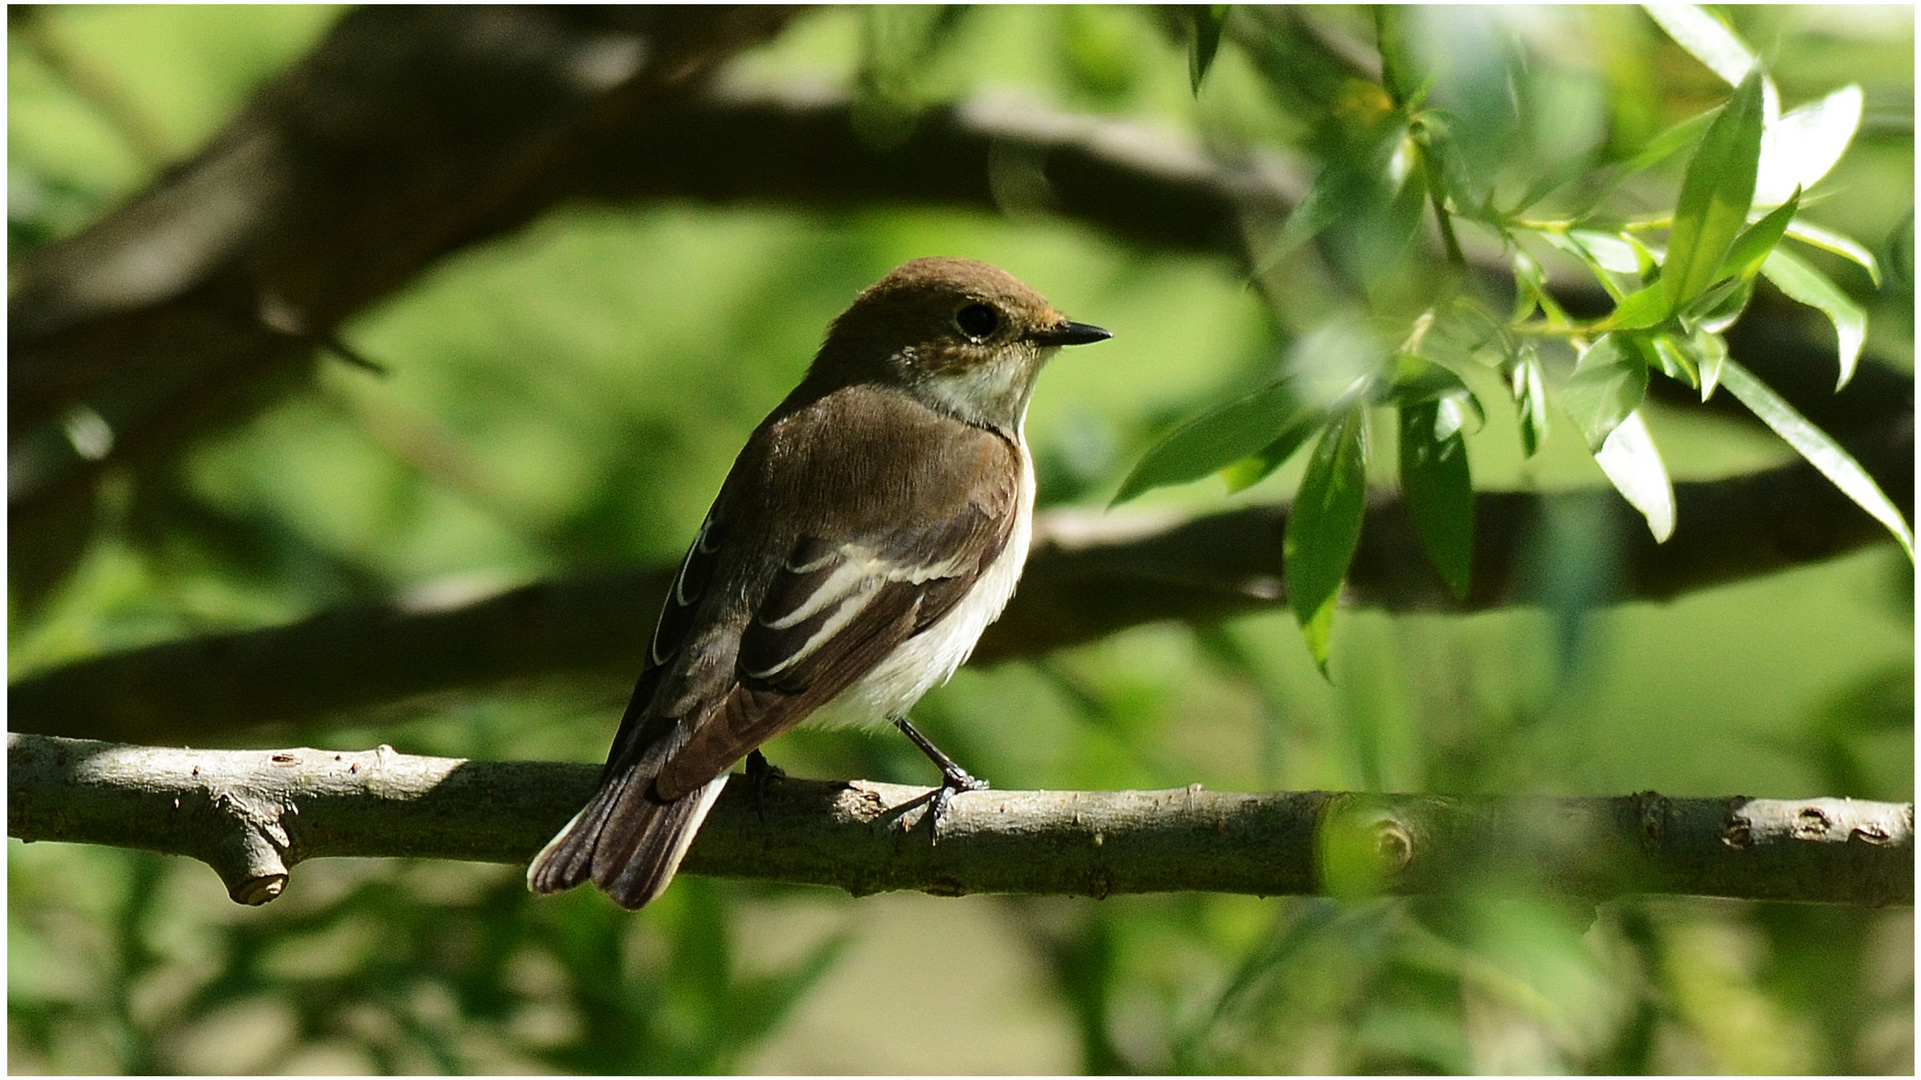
[
  {"left": 744, "top": 749, "right": 785, "bottom": 824},
  {"left": 890, "top": 715, "right": 988, "bottom": 842}
]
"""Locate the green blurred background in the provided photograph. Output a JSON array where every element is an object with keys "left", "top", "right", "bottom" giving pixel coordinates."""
[{"left": 9, "top": 5, "right": 1912, "bottom": 1073}]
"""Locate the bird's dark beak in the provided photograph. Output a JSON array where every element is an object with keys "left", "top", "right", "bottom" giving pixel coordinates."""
[{"left": 1031, "top": 320, "right": 1112, "bottom": 347}]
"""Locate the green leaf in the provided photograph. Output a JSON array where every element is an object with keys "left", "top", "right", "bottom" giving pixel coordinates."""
[
  {"left": 1663, "top": 70, "right": 1766, "bottom": 311},
  {"left": 1614, "top": 108, "right": 1715, "bottom": 176},
  {"left": 1604, "top": 284, "right": 1671, "bottom": 330},
  {"left": 1391, "top": 354, "right": 1484, "bottom": 428},
  {"left": 1683, "top": 274, "right": 1754, "bottom": 335},
  {"left": 1760, "top": 247, "right": 1867, "bottom": 391},
  {"left": 1643, "top": 3, "right": 1758, "bottom": 87},
  {"left": 1718, "top": 359, "right": 1913, "bottom": 558},
  {"left": 1187, "top": 6, "right": 1230, "bottom": 94},
  {"left": 1691, "top": 329, "right": 1728, "bottom": 400},
  {"left": 1718, "top": 190, "right": 1800, "bottom": 282},
  {"left": 1285, "top": 407, "right": 1370, "bottom": 673},
  {"left": 1113, "top": 379, "right": 1316, "bottom": 505},
  {"left": 1399, "top": 401, "right": 1474, "bottom": 599},
  {"left": 1647, "top": 333, "right": 1699, "bottom": 389},
  {"left": 1755, "top": 84, "right": 1863, "bottom": 206},
  {"left": 1510, "top": 344, "right": 1549, "bottom": 458},
  {"left": 1221, "top": 419, "right": 1321, "bottom": 494},
  {"left": 1561, "top": 334, "right": 1649, "bottom": 451},
  {"left": 1783, "top": 219, "right": 1882, "bottom": 286},
  {"left": 1594, "top": 411, "right": 1677, "bottom": 541}
]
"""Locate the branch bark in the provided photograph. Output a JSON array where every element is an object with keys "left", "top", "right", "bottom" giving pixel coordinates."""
[
  {"left": 10, "top": 733, "right": 1911, "bottom": 908},
  {"left": 9, "top": 6, "right": 802, "bottom": 598},
  {"left": 10, "top": 407, "right": 1909, "bottom": 744}
]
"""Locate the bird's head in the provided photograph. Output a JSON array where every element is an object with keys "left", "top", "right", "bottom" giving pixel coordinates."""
[{"left": 813, "top": 257, "right": 1111, "bottom": 433}]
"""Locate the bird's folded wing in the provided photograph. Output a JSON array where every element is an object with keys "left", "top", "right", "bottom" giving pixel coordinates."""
[{"left": 651, "top": 494, "right": 1014, "bottom": 801}]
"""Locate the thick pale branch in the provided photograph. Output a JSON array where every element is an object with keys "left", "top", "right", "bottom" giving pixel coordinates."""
[
  {"left": 9, "top": 733, "right": 1911, "bottom": 908},
  {"left": 10, "top": 411, "right": 1909, "bottom": 744}
]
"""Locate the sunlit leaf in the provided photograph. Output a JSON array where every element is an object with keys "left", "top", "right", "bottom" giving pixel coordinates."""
[
  {"left": 1285, "top": 407, "right": 1370, "bottom": 674},
  {"left": 1643, "top": 3, "right": 1757, "bottom": 86},
  {"left": 1784, "top": 219, "right": 1882, "bottom": 285},
  {"left": 1399, "top": 401, "right": 1473, "bottom": 599},
  {"left": 1755, "top": 85, "right": 1863, "bottom": 207},
  {"left": 1663, "top": 70, "right": 1764, "bottom": 311},
  {"left": 1187, "top": 5, "right": 1230, "bottom": 94},
  {"left": 1717, "top": 189, "right": 1800, "bottom": 281},
  {"left": 1760, "top": 247, "right": 1867, "bottom": 390},
  {"left": 1594, "top": 410, "right": 1676, "bottom": 542},
  {"left": 1561, "top": 334, "right": 1648, "bottom": 450},
  {"left": 1613, "top": 108, "right": 1714, "bottom": 176},
  {"left": 1511, "top": 248, "right": 1548, "bottom": 319},
  {"left": 1510, "top": 344, "right": 1549, "bottom": 458},
  {"left": 1566, "top": 230, "right": 1645, "bottom": 276},
  {"left": 1691, "top": 328, "right": 1728, "bottom": 400},
  {"left": 1647, "top": 333, "right": 1699, "bottom": 389},
  {"left": 1719, "top": 358, "right": 1913, "bottom": 557},
  {"left": 1391, "top": 353, "right": 1484, "bottom": 429},
  {"left": 1113, "top": 379, "right": 1318, "bottom": 505},
  {"left": 1685, "top": 275, "right": 1754, "bottom": 335},
  {"left": 1604, "top": 284, "right": 1670, "bottom": 330}
]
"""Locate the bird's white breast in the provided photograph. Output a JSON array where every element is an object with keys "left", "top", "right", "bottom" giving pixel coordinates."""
[{"left": 808, "top": 443, "right": 1035, "bottom": 730}]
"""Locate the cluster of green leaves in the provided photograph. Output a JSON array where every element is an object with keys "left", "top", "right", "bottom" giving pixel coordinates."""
[{"left": 1127, "top": 4, "right": 1911, "bottom": 670}]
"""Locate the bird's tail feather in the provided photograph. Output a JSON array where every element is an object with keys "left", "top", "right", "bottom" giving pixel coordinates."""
[{"left": 527, "top": 762, "right": 728, "bottom": 910}]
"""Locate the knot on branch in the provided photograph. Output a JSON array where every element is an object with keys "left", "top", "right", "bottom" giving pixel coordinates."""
[{"left": 200, "top": 786, "right": 294, "bottom": 905}]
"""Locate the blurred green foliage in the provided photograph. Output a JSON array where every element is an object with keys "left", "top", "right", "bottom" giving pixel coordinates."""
[{"left": 9, "top": 5, "right": 1913, "bottom": 1074}]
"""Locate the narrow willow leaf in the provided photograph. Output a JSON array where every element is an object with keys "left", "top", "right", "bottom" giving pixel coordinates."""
[
  {"left": 1221, "top": 417, "right": 1321, "bottom": 493},
  {"left": 1392, "top": 354, "right": 1484, "bottom": 427},
  {"left": 1664, "top": 70, "right": 1765, "bottom": 312},
  {"left": 1760, "top": 247, "right": 1867, "bottom": 390},
  {"left": 1615, "top": 109, "right": 1714, "bottom": 176},
  {"left": 1113, "top": 380, "right": 1313, "bottom": 505},
  {"left": 1561, "top": 334, "right": 1649, "bottom": 451},
  {"left": 1539, "top": 231, "right": 1630, "bottom": 301},
  {"left": 1511, "top": 346, "right": 1548, "bottom": 458},
  {"left": 1566, "top": 230, "right": 1646, "bottom": 276},
  {"left": 1399, "top": 401, "right": 1473, "bottom": 599},
  {"left": 1187, "top": 5, "right": 1230, "bottom": 94},
  {"left": 1648, "top": 334, "right": 1700, "bottom": 389},
  {"left": 1643, "top": 3, "right": 1757, "bottom": 86},
  {"left": 1605, "top": 284, "right": 1671, "bottom": 330},
  {"left": 1642, "top": 4, "right": 1781, "bottom": 122},
  {"left": 1719, "top": 358, "right": 1913, "bottom": 557},
  {"left": 1718, "top": 190, "right": 1800, "bottom": 281},
  {"left": 1594, "top": 410, "right": 1676, "bottom": 542},
  {"left": 1285, "top": 407, "right": 1370, "bottom": 673},
  {"left": 1691, "top": 329, "right": 1728, "bottom": 400},
  {"left": 1755, "top": 85, "right": 1863, "bottom": 207},
  {"left": 1686, "top": 275, "right": 1753, "bottom": 335},
  {"left": 1512, "top": 248, "right": 1548, "bottom": 320},
  {"left": 1784, "top": 219, "right": 1882, "bottom": 285}
]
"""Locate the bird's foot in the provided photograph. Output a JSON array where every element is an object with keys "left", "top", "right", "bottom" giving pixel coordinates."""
[
  {"left": 891, "top": 715, "right": 989, "bottom": 844},
  {"left": 745, "top": 749, "right": 785, "bottom": 823}
]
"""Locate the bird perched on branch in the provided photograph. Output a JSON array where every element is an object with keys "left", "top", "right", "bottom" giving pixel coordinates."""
[{"left": 528, "top": 257, "right": 1111, "bottom": 908}]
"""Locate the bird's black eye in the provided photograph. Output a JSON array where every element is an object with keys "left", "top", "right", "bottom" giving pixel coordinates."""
[{"left": 955, "top": 303, "right": 1000, "bottom": 341}]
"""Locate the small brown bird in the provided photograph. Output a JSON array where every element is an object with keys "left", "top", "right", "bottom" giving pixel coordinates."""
[{"left": 528, "top": 258, "right": 1111, "bottom": 908}]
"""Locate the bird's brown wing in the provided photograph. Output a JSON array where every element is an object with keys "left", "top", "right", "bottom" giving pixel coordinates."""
[
  {"left": 530, "top": 387, "right": 1021, "bottom": 907},
  {"left": 649, "top": 486, "right": 1015, "bottom": 800}
]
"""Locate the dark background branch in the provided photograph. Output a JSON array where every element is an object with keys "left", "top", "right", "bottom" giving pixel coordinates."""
[
  {"left": 12, "top": 8, "right": 1908, "bottom": 611},
  {"left": 11, "top": 410, "right": 1908, "bottom": 744}
]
